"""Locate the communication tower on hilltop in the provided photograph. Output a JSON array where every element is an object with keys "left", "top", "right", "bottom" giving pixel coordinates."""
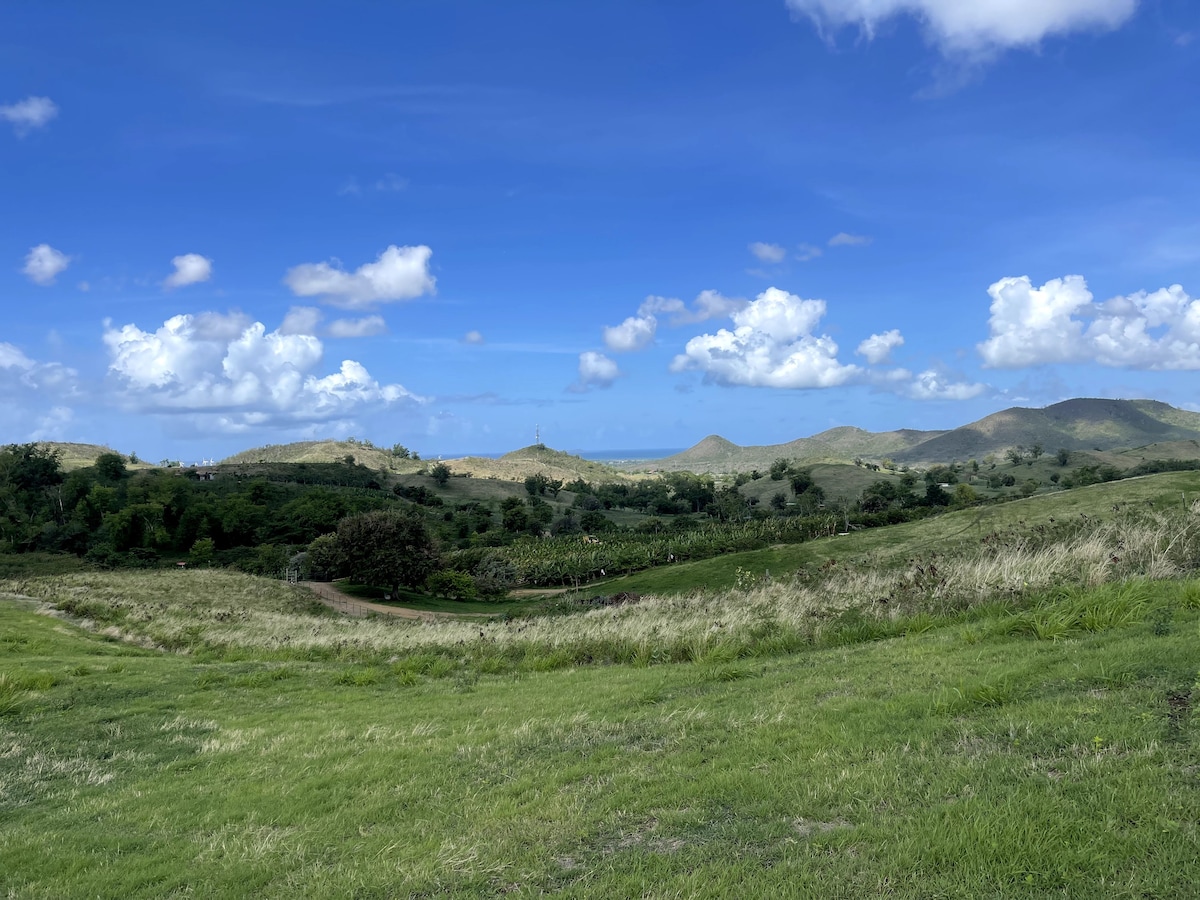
[{"left": 535, "top": 424, "right": 540, "bottom": 445}]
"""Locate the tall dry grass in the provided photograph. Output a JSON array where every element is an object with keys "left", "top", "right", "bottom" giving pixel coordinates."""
[{"left": 4, "top": 510, "right": 1197, "bottom": 663}]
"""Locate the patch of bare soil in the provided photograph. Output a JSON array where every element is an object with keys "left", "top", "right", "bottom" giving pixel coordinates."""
[{"left": 300, "top": 581, "right": 448, "bottom": 621}]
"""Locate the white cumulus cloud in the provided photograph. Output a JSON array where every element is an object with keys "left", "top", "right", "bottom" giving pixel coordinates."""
[
  {"left": 670, "top": 287, "right": 860, "bottom": 389},
  {"left": 463, "top": 330, "right": 485, "bottom": 345},
  {"left": 0, "top": 341, "right": 80, "bottom": 396},
  {"left": 1, "top": 96, "right": 58, "bottom": 136},
  {"left": 603, "top": 314, "right": 657, "bottom": 352},
  {"left": 749, "top": 242, "right": 787, "bottom": 263},
  {"left": 0, "top": 343, "right": 35, "bottom": 371},
  {"left": 575, "top": 351, "right": 620, "bottom": 391},
  {"left": 786, "top": 0, "right": 1139, "bottom": 57},
  {"left": 102, "top": 312, "right": 423, "bottom": 431},
  {"left": 164, "top": 253, "right": 213, "bottom": 289},
  {"left": 284, "top": 244, "right": 435, "bottom": 309},
  {"left": 979, "top": 275, "right": 1200, "bottom": 370},
  {"left": 857, "top": 329, "right": 904, "bottom": 364},
  {"left": 906, "top": 369, "right": 988, "bottom": 400},
  {"left": 640, "top": 290, "right": 748, "bottom": 325},
  {"left": 280, "top": 306, "right": 324, "bottom": 336},
  {"left": 22, "top": 244, "right": 70, "bottom": 285},
  {"left": 327, "top": 315, "right": 387, "bottom": 338}
]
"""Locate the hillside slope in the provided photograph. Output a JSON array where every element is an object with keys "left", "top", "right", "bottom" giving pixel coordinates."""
[
  {"left": 445, "top": 444, "right": 635, "bottom": 483},
  {"left": 31, "top": 442, "right": 153, "bottom": 472},
  {"left": 651, "top": 426, "right": 943, "bottom": 473},
  {"left": 221, "top": 440, "right": 424, "bottom": 473},
  {"left": 895, "top": 398, "right": 1200, "bottom": 463},
  {"left": 645, "top": 398, "right": 1200, "bottom": 472}
]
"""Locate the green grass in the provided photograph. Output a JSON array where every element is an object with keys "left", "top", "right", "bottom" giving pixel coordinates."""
[
  {"left": 0, "top": 551, "right": 89, "bottom": 579},
  {"left": 735, "top": 463, "right": 906, "bottom": 509},
  {"left": 602, "top": 470, "right": 1200, "bottom": 596},
  {"left": 2, "top": 578, "right": 1197, "bottom": 897},
  {"left": 335, "top": 581, "right": 547, "bottom": 617}
]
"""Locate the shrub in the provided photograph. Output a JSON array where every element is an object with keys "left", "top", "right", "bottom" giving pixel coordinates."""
[{"left": 426, "top": 570, "right": 479, "bottom": 601}]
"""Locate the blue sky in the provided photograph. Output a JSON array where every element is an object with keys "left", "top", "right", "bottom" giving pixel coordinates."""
[{"left": 3, "top": 0, "right": 1200, "bottom": 461}]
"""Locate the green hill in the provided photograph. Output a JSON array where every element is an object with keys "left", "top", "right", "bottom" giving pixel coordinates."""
[
  {"left": 895, "top": 398, "right": 1200, "bottom": 464},
  {"left": 445, "top": 445, "right": 636, "bottom": 483},
  {"left": 221, "top": 440, "right": 424, "bottom": 473},
  {"left": 642, "top": 398, "right": 1200, "bottom": 473},
  {"left": 652, "top": 427, "right": 941, "bottom": 473},
  {"left": 30, "top": 442, "right": 150, "bottom": 472}
]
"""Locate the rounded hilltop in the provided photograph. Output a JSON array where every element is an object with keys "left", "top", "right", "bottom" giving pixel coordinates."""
[{"left": 445, "top": 444, "right": 637, "bottom": 483}]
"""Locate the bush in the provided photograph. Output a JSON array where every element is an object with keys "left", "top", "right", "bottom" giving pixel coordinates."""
[{"left": 426, "top": 570, "right": 479, "bottom": 601}]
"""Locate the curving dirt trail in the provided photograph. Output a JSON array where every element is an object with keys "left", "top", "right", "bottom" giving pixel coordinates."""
[{"left": 299, "top": 581, "right": 449, "bottom": 621}]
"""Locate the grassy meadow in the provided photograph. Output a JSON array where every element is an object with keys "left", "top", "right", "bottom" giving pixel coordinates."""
[{"left": 2, "top": 471, "right": 1199, "bottom": 897}]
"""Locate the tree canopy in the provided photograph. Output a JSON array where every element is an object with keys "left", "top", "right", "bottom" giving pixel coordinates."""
[{"left": 335, "top": 509, "right": 440, "bottom": 596}]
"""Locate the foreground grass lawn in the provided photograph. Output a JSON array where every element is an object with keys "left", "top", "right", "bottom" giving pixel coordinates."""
[{"left": 2, "top": 594, "right": 1197, "bottom": 898}]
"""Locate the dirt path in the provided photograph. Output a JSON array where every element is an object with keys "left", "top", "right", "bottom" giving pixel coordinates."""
[
  {"left": 299, "top": 581, "right": 450, "bottom": 621},
  {"left": 507, "top": 586, "right": 575, "bottom": 598}
]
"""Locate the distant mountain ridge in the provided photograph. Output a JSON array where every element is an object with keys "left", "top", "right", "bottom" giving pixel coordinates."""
[
  {"left": 648, "top": 398, "right": 1200, "bottom": 472},
  {"left": 27, "top": 397, "right": 1200, "bottom": 479},
  {"left": 894, "top": 398, "right": 1200, "bottom": 464}
]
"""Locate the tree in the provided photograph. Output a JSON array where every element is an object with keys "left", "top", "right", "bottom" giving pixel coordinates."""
[
  {"left": 500, "top": 496, "right": 528, "bottom": 533},
  {"left": 1056, "top": 448, "right": 1070, "bottom": 466},
  {"left": 305, "top": 533, "right": 341, "bottom": 580},
  {"left": 426, "top": 571, "right": 478, "bottom": 601},
  {"left": 579, "top": 509, "right": 615, "bottom": 533},
  {"left": 430, "top": 462, "right": 451, "bottom": 486},
  {"left": 524, "top": 472, "right": 550, "bottom": 496},
  {"left": 770, "top": 492, "right": 788, "bottom": 511},
  {"left": 525, "top": 496, "right": 553, "bottom": 532},
  {"left": 952, "top": 484, "right": 978, "bottom": 507},
  {"left": 1030, "top": 443, "right": 1044, "bottom": 460},
  {"left": 391, "top": 444, "right": 412, "bottom": 460},
  {"left": 769, "top": 458, "right": 791, "bottom": 481},
  {"left": 94, "top": 452, "right": 128, "bottom": 482},
  {"left": 1005, "top": 447, "right": 1024, "bottom": 466},
  {"left": 335, "top": 509, "right": 440, "bottom": 596},
  {"left": 789, "top": 470, "right": 815, "bottom": 495},
  {"left": 189, "top": 537, "right": 216, "bottom": 567},
  {"left": 924, "top": 482, "right": 950, "bottom": 507},
  {"left": 0, "top": 443, "right": 66, "bottom": 547}
]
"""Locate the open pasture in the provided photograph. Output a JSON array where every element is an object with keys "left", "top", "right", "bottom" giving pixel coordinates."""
[
  {"left": 2, "top": 576, "right": 1197, "bottom": 897},
  {"left": 2, "top": 472, "right": 1199, "bottom": 897}
]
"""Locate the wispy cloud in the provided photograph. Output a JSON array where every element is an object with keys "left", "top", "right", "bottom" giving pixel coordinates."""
[
  {"left": 786, "top": 0, "right": 1139, "bottom": 60},
  {"left": 1, "top": 96, "right": 58, "bottom": 136},
  {"left": 22, "top": 244, "right": 70, "bottom": 285},
  {"left": 828, "top": 232, "right": 872, "bottom": 247},
  {"left": 748, "top": 241, "right": 786, "bottom": 263}
]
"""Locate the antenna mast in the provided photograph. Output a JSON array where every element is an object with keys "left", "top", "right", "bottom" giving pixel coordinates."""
[{"left": 535, "top": 424, "right": 540, "bottom": 445}]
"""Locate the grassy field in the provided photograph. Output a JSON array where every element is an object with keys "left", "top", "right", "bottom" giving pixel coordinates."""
[
  {"left": 3, "top": 472, "right": 1199, "bottom": 897},
  {"left": 600, "top": 470, "right": 1200, "bottom": 597},
  {"left": 735, "top": 463, "right": 905, "bottom": 509},
  {"left": 2, "top": 575, "right": 1197, "bottom": 897}
]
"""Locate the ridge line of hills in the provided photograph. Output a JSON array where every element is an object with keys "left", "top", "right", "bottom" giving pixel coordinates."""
[
  {"left": 646, "top": 398, "right": 1200, "bottom": 473},
  {"left": 21, "top": 397, "right": 1200, "bottom": 477}
]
